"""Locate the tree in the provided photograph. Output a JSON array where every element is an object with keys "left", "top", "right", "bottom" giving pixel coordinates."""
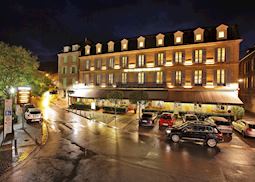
[
  {"left": 107, "top": 91, "right": 124, "bottom": 125},
  {"left": 129, "top": 91, "right": 148, "bottom": 120},
  {"left": 0, "top": 41, "right": 51, "bottom": 98},
  {"left": 231, "top": 106, "right": 245, "bottom": 120}
]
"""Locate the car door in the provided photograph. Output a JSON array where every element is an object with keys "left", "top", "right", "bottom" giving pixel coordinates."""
[
  {"left": 182, "top": 125, "right": 195, "bottom": 139},
  {"left": 194, "top": 125, "right": 206, "bottom": 140}
]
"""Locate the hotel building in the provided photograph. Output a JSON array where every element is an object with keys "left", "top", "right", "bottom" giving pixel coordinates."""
[
  {"left": 239, "top": 46, "right": 255, "bottom": 113},
  {"left": 58, "top": 24, "right": 243, "bottom": 114}
]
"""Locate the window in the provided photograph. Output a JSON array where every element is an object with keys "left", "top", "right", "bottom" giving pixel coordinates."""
[
  {"left": 62, "top": 67, "right": 67, "bottom": 74},
  {"left": 194, "top": 70, "right": 202, "bottom": 85},
  {"left": 85, "top": 45, "right": 90, "bottom": 55},
  {"left": 217, "top": 48, "right": 226, "bottom": 62},
  {"left": 64, "top": 56, "right": 67, "bottom": 63},
  {"left": 85, "top": 60, "right": 90, "bottom": 70},
  {"left": 122, "top": 73, "right": 127, "bottom": 84},
  {"left": 139, "top": 41, "right": 144, "bottom": 48},
  {"left": 138, "top": 72, "right": 144, "bottom": 84},
  {"left": 122, "top": 43, "right": 127, "bottom": 50},
  {"left": 217, "top": 69, "right": 225, "bottom": 85},
  {"left": 96, "top": 43, "right": 102, "bottom": 54},
  {"left": 158, "top": 39, "right": 163, "bottom": 46},
  {"left": 97, "top": 47, "right": 101, "bottom": 53},
  {"left": 137, "top": 55, "right": 145, "bottom": 67},
  {"left": 109, "top": 73, "right": 114, "bottom": 84},
  {"left": 176, "top": 37, "right": 181, "bottom": 43},
  {"left": 137, "top": 36, "right": 145, "bottom": 48},
  {"left": 218, "top": 31, "right": 225, "bottom": 38},
  {"left": 108, "top": 58, "right": 114, "bottom": 69},
  {"left": 72, "top": 78, "right": 76, "bottom": 85},
  {"left": 121, "top": 39, "right": 128, "bottom": 50},
  {"left": 156, "top": 71, "right": 163, "bottom": 84},
  {"left": 195, "top": 34, "right": 202, "bottom": 41},
  {"left": 121, "top": 56, "right": 128, "bottom": 68},
  {"left": 96, "top": 74, "right": 101, "bottom": 85},
  {"left": 175, "top": 52, "right": 183, "bottom": 63},
  {"left": 63, "top": 78, "right": 67, "bottom": 88},
  {"left": 95, "top": 59, "right": 101, "bottom": 69},
  {"left": 194, "top": 50, "right": 203, "bottom": 63},
  {"left": 157, "top": 53, "right": 164, "bottom": 65},
  {"left": 71, "top": 66, "right": 76, "bottom": 74},
  {"left": 84, "top": 74, "right": 89, "bottom": 85},
  {"left": 72, "top": 55, "right": 76, "bottom": 63},
  {"left": 175, "top": 71, "right": 182, "bottom": 85},
  {"left": 108, "top": 41, "right": 114, "bottom": 52}
]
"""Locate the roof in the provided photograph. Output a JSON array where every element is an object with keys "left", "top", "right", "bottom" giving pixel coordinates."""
[
  {"left": 59, "top": 24, "right": 240, "bottom": 55},
  {"left": 208, "top": 116, "right": 229, "bottom": 122},
  {"left": 69, "top": 89, "right": 243, "bottom": 105}
]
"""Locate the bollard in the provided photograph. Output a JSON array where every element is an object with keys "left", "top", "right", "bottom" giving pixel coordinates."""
[{"left": 14, "top": 139, "right": 18, "bottom": 155}]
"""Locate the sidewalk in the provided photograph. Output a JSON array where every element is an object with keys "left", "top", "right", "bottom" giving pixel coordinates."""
[{"left": 0, "top": 118, "right": 48, "bottom": 176}]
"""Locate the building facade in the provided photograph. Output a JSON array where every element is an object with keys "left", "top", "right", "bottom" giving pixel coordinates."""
[
  {"left": 239, "top": 46, "right": 255, "bottom": 113},
  {"left": 58, "top": 24, "right": 243, "bottom": 115}
]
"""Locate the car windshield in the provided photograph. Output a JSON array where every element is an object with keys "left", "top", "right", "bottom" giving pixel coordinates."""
[
  {"left": 215, "top": 121, "right": 231, "bottom": 126},
  {"left": 142, "top": 114, "right": 152, "bottom": 118},
  {"left": 162, "top": 115, "right": 171, "bottom": 119},
  {"left": 30, "top": 111, "right": 41, "bottom": 114},
  {"left": 186, "top": 116, "right": 197, "bottom": 120},
  {"left": 248, "top": 124, "right": 255, "bottom": 129}
]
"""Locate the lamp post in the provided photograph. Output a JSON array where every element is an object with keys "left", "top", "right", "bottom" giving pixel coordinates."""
[{"left": 67, "top": 90, "right": 74, "bottom": 109}]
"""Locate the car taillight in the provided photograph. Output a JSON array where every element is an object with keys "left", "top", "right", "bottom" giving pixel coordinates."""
[
  {"left": 246, "top": 128, "right": 252, "bottom": 132},
  {"left": 217, "top": 132, "right": 223, "bottom": 138}
]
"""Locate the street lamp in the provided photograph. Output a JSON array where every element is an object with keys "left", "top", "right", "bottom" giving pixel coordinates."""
[{"left": 9, "top": 87, "right": 16, "bottom": 95}]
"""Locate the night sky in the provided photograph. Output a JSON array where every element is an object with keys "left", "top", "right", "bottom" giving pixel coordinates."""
[{"left": 1, "top": 0, "right": 254, "bottom": 72}]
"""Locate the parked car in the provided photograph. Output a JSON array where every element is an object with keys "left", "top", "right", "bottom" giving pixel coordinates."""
[
  {"left": 232, "top": 120, "right": 255, "bottom": 137},
  {"left": 159, "top": 112, "right": 175, "bottom": 128},
  {"left": 165, "top": 122, "right": 223, "bottom": 147},
  {"left": 183, "top": 114, "right": 199, "bottom": 123},
  {"left": 24, "top": 108, "right": 43, "bottom": 123},
  {"left": 206, "top": 116, "right": 233, "bottom": 135},
  {"left": 23, "top": 103, "right": 35, "bottom": 112},
  {"left": 139, "top": 112, "right": 157, "bottom": 127},
  {"left": 49, "top": 90, "right": 58, "bottom": 94}
]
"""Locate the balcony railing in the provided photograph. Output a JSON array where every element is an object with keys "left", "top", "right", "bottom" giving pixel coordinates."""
[{"left": 116, "top": 82, "right": 167, "bottom": 88}]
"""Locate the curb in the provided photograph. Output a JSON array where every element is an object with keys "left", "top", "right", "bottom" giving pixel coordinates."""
[{"left": 0, "top": 120, "right": 49, "bottom": 180}]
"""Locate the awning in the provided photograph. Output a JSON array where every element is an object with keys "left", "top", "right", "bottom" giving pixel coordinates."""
[{"left": 70, "top": 88, "right": 243, "bottom": 105}]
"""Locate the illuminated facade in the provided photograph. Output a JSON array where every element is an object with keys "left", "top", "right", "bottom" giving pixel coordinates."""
[
  {"left": 239, "top": 46, "right": 255, "bottom": 113},
  {"left": 58, "top": 24, "right": 243, "bottom": 113}
]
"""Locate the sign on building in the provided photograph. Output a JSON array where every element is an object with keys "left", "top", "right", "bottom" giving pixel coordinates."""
[
  {"left": 17, "top": 87, "right": 31, "bottom": 104},
  {"left": 4, "top": 99, "right": 13, "bottom": 137}
]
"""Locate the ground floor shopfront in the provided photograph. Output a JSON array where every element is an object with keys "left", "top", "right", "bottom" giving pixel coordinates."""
[{"left": 67, "top": 87, "right": 243, "bottom": 118}]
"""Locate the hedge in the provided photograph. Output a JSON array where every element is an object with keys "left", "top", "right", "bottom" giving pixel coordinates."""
[{"left": 103, "top": 106, "right": 128, "bottom": 114}]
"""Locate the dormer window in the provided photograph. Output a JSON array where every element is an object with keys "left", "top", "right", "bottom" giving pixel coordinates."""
[
  {"left": 85, "top": 45, "right": 91, "bottom": 55},
  {"left": 72, "top": 44, "right": 80, "bottom": 51},
  {"left": 63, "top": 46, "right": 70, "bottom": 52},
  {"left": 194, "top": 28, "right": 204, "bottom": 42},
  {"left": 121, "top": 39, "right": 128, "bottom": 51},
  {"left": 174, "top": 31, "right": 183, "bottom": 44},
  {"left": 96, "top": 43, "right": 102, "bottom": 54},
  {"left": 216, "top": 24, "right": 228, "bottom": 40},
  {"left": 137, "top": 36, "right": 145, "bottom": 49},
  {"left": 108, "top": 41, "right": 114, "bottom": 52},
  {"left": 156, "top": 33, "right": 165, "bottom": 46}
]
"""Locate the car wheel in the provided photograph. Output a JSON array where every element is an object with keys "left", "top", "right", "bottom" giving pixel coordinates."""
[
  {"left": 171, "top": 134, "right": 180, "bottom": 143},
  {"left": 207, "top": 139, "right": 217, "bottom": 148},
  {"left": 242, "top": 131, "right": 246, "bottom": 138}
]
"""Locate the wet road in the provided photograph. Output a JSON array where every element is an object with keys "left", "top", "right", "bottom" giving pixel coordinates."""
[{"left": 1, "top": 103, "right": 255, "bottom": 182}]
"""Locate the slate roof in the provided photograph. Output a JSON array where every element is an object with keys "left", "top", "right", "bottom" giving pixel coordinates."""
[{"left": 59, "top": 24, "right": 241, "bottom": 55}]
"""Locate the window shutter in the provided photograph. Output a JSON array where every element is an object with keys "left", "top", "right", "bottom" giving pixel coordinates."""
[
  {"left": 144, "top": 55, "right": 146, "bottom": 67},
  {"left": 182, "top": 51, "right": 185, "bottom": 64},
  {"left": 70, "top": 67, "right": 72, "bottom": 74},
  {"left": 163, "top": 52, "right": 166, "bottom": 65},
  {"left": 172, "top": 52, "right": 175, "bottom": 64},
  {"left": 202, "top": 69, "right": 207, "bottom": 85},
  {"left": 181, "top": 71, "right": 185, "bottom": 85},
  {"left": 192, "top": 50, "right": 195, "bottom": 63},
  {"left": 225, "top": 47, "right": 230, "bottom": 63},
  {"left": 215, "top": 48, "right": 218, "bottom": 63},
  {"left": 225, "top": 69, "right": 229, "bottom": 85},
  {"left": 203, "top": 49, "right": 206, "bottom": 63},
  {"left": 120, "top": 57, "right": 122, "bottom": 68},
  {"left": 191, "top": 71, "right": 195, "bottom": 86},
  {"left": 136, "top": 55, "right": 138, "bottom": 67},
  {"left": 155, "top": 53, "right": 158, "bottom": 66},
  {"left": 172, "top": 71, "right": 176, "bottom": 86},
  {"left": 213, "top": 70, "right": 217, "bottom": 86}
]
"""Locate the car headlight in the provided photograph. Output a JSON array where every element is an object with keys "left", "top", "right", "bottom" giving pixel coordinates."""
[{"left": 166, "top": 129, "right": 171, "bottom": 134}]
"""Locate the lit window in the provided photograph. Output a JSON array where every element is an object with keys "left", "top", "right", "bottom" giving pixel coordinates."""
[
  {"left": 139, "top": 41, "right": 144, "bottom": 48},
  {"left": 121, "top": 56, "right": 128, "bottom": 68},
  {"left": 109, "top": 73, "right": 114, "bottom": 84},
  {"left": 86, "top": 49, "right": 90, "bottom": 55},
  {"left": 218, "top": 31, "right": 225, "bottom": 38},
  {"left": 196, "top": 34, "right": 202, "bottom": 41},
  {"left": 96, "top": 74, "right": 101, "bottom": 85},
  {"left": 138, "top": 72, "right": 144, "bottom": 84},
  {"left": 194, "top": 50, "right": 203, "bottom": 63},
  {"left": 157, "top": 53, "right": 164, "bottom": 65},
  {"left": 217, "top": 48, "right": 226, "bottom": 62},
  {"left": 194, "top": 70, "right": 202, "bottom": 85},
  {"left": 71, "top": 66, "right": 76, "bottom": 74},
  {"left": 84, "top": 74, "right": 89, "bottom": 85},
  {"left": 216, "top": 69, "right": 225, "bottom": 85},
  {"left": 175, "top": 52, "right": 183, "bottom": 63},
  {"left": 137, "top": 55, "right": 145, "bottom": 67},
  {"left": 158, "top": 39, "right": 163, "bottom": 46},
  {"left": 176, "top": 37, "right": 181, "bottom": 43},
  {"left": 122, "top": 44, "right": 127, "bottom": 50},
  {"left": 97, "top": 47, "right": 101, "bottom": 53},
  {"left": 156, "top": 71, "right": 163, "bottom": 84},
  {"left": 175, "top": 71, "right": 182, "bottom": 85},
  {"left": 95, "top": 59, "right": 101, "bottom": 69},
  {"left": 108, "top": 58, "right": 114, "bottom": 69},
  {"left": 85, "top": 60, "right": 90, "bottom": 70},
  {"left": 122, "top": 73, "right": 127, "bottom": 84}
]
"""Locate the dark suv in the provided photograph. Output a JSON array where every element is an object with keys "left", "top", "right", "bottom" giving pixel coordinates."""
[{"left": 165, "top": 122, "right": 223, "bottom": 147}]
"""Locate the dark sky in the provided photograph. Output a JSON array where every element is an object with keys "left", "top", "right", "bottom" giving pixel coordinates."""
[{"left": 1, "top": 0, "right": 254, "bottom": 72}]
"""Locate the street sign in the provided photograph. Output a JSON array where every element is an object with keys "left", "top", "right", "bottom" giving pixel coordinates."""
[
  {"left": 91, "top": 102, "right": 96, "bottom": 110},
  {"left": 4, "top": 99, "right": 13, "bottom": 137},
  {"left": 17, "top": 87, "right": 31, "bottom": 104}
]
